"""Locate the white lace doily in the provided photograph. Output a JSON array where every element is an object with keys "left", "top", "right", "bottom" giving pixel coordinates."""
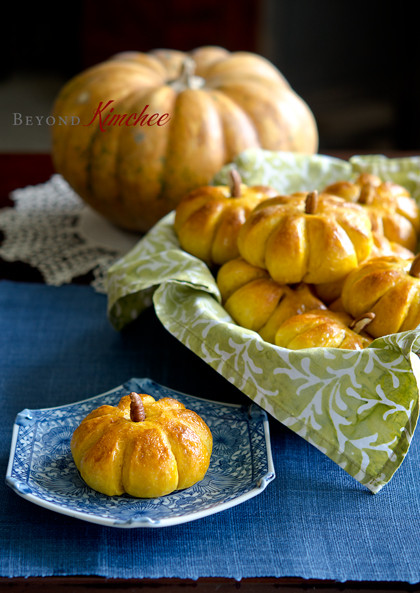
[{"left": 0, "top": 174, "right": 141, "bottom": 293}]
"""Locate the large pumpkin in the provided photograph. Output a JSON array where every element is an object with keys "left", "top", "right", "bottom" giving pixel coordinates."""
[{"left": 51, "top": 46, "right": 318, "bottom": 232}]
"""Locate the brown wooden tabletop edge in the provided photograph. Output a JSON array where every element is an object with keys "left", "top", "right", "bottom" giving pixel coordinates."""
[{"left": 0, "top": 576, "right": 419, "bottom": 590}]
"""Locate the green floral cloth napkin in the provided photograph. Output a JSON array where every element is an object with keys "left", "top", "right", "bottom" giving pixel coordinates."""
[{"left": 106, "top": 149, "right": 420, "bottom": 493}]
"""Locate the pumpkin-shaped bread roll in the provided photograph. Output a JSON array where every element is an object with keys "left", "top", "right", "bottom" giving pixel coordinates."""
[
  {"left": 315, "top": 230, "right": 414, "bottom": 305},
  {"left": 217, "top": 257, "right": 326, "bottom": 344},
  {"left": 174, "top": 170, "right": 278, "bottom": 266},
  {"left": 274, "top": 310, "right": 374, "bottom": 350},
  {"left": 341, "top": 254, "right": 420, "bottom": 338},
  {"left": 71, "top": 392, "right": 213, "bottom": 498},
  {"left": 237, "top": 191, "right": 374, "bottom": 285},
  {"left": 324, "top": 173, "right": 420, "bottom": 251}
]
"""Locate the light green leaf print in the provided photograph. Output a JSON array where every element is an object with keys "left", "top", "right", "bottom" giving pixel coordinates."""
[
  {"left": 213, "top": 149, "right": 353, "bottom": 193},
  {"left": 106, "top": 151, "right": 420, "bottom": 493}
]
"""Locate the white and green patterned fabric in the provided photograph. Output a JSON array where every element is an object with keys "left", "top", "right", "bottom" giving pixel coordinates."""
[{"left": 106, "top": 150, "right": 420, "bottom": 493}]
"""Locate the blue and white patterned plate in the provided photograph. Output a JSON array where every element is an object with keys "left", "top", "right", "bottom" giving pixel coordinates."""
[{"left": 6, "top": 378, "right": 275, "bottom": 528}]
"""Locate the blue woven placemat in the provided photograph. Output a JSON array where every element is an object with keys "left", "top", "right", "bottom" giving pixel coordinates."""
[{"left": 1, "top": 280, "right": 419, "bottom": 583}]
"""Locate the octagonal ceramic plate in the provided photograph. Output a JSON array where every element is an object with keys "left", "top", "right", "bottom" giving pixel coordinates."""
[{"left": 6, "top": 378, "right": 275, "bottom": 528}]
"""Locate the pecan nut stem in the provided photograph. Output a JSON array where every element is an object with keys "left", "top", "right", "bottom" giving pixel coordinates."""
[
  {"left": 358, "top": 184, "right": 375, "bottom": 205},
  {"left": 229, "top": 168, "right": 242, "bottom": 197},
  {"left": 305, "top": 190, "right": 318, "bottom": 214},
  {"left": 409, "top": 254, "right": 420, "bottom": 279},
  {"left": 129, "top": 392, "right": 146, "bottom": 422},
  {"left": 349, "top": 312, "right": 376, "bottom": 335}
]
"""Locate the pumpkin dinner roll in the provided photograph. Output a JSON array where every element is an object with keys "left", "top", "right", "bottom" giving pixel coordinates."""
[
  {"left": 174, "top": 170, "right": 278, "bottom": 266},
  {"left": 324, "top": 173, "right": 420, "bottom": 251},
  {"left": 341, "top": 254, "right": 420, "bottom": 338},
  {"left": 71, "top": 392, "right": 213, "bottom": 498},
  {"left": 237, "top": 191, "right": 374, "bottom": 285},
  {"left": 217, "top": 257, "right": 326, "bottom": 344},
  {"left": 314, "top": 226, "right": 414, "bottom": 305},
  {"left": 274, "top": 310, "right": 374, "bottom": 350}
]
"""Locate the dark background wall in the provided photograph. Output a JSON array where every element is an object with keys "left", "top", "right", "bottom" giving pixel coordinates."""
[{"left": 1, "top": 0, "right": 419, "bottom": 152}]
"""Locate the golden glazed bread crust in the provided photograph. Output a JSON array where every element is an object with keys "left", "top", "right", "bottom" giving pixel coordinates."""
[
  {"left": 274, "top": 310, "right": 373, "bottom": 350},
  {"left": 217, "top": 257, "right": 326, "bottom": 344},
  {"left": 236, "top": 192, "right": 374, "bottom": 285},
  {"left": 341, "top": 255, "right": 420, "bottom": 338},
  {"left": 174, "top": 180, "right": 278, "bottom": 266},
  {"left": 323, "top": 174, "right": 420, "bottom": 251},
  {"left": 71, "top": 394, "right": 213, "bottom": 498}
]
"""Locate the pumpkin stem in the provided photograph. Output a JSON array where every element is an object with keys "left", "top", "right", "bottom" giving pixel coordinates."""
[
  {"left": 305, "top": 191, "right": 318, "bottom": 214},
  {"left": 168, "top": 57, "right": 205, "bottom": 91},
  {"left": 409, "top": 254, "right": 420, "bottom": 278},
  {"left": 129, "top": 392, "right": 146, "bottom": 422},
  {"left": 349, "top": 312, "right": 375, "bottom": 334},
  {"left": 358, "top": 184, "right": 375, "bottom": 205},
  {"left": 229, "top": 169, "right": 242, "bottom": 197},
  {"left": 180, "top": 56, "right": 196, "bottom": 87}
]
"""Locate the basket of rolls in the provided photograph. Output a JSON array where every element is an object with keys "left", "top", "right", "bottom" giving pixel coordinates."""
[{"left": 106, "top": 149, "right": 420, "bottom": 493}]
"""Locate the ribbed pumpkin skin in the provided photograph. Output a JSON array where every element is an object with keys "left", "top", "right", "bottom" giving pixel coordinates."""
[{"left": 51, "top": 46, "right": 318, "bottom": 232}]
